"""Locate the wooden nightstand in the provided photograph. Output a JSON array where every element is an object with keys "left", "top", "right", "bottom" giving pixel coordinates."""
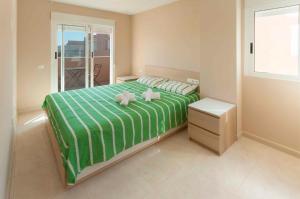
[
  {"left": 116, "top": 75, "right": 139, "bottom": 83},
  {"left": 188, "top": 98, "right": 237, "bottom": 155}
]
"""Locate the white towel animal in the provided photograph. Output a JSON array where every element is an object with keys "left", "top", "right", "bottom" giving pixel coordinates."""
[
  {"left": 142, "top": 88, "right": 160, "bottom": 102},
  {"left": 116, "top": 91, "right": 136, "bottom": 106}
]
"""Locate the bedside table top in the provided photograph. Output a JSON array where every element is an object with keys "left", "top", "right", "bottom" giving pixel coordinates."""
[
  {"left": 116, "top": 75, "right": 139, "bottom": 81},
  {"left": 189, "top": 98, "right": 236, "bottom": 117}
]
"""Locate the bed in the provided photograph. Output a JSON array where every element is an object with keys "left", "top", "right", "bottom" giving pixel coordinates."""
[{"left": 43, "top": 66, "right": 200, "bottom": 188}]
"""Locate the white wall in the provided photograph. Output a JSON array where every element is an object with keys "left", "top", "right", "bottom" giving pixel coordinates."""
[{"left": 0, "top": 0, "right": 17, "bottom": 197}]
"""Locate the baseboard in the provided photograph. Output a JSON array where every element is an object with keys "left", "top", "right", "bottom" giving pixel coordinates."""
[
  {"left": 6, "top": 119, "right": 16, "bottom": 199},
  {"left": 243, "top": 131, "right": 300, "bottom": 158},
  {"left": 7, "top": 136, "right": 15, "bottom": 199},
  {"left": 18, "top": 106, "right": 42, "bottom": 114},
  {"left": 237, "top": 130, "right": 243, "bottom": 139}
]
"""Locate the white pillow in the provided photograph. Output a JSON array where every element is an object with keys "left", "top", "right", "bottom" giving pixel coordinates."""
[
  {"left": 157, "top": 80, "right": 198, "bottom": 96},
  {"left": 137, "top": 76, "right": 167, "bottom": 88}
]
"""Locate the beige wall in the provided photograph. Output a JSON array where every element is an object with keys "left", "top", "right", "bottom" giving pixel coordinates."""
[
  {"left": 0, "top": 0, "right": 17, "bottom": 197},
  {"left": 17, "top": 1, "right": 132, "bottom": 113},
  {"left": 132, "top": 0, "right": 201, "bottom": 74},
  {"left": 198, "top": 0, "right": 240, "bottom": 104},
  {"left": 132, "top": 0, "right": 240, "bottom": 104},
  {"left": 242, "top": 77, "right": 300, "bottom": 152},
  {"left": 18, "top": 0, "right": 51, "bottom": 113}
]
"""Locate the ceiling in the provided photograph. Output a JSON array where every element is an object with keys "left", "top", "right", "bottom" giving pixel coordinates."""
[{"left": 52, "top": 0, "right": 178, "bottom": 15}]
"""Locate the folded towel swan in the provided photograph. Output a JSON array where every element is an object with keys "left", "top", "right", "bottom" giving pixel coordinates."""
[
  {"left": 116, "top": 91, "right": 136, "bottom": 106},
  {"left": 142, "top": 88, "right": 160, "bottom": 102}
]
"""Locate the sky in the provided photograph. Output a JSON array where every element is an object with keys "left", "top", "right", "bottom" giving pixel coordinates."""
[{"left": 57, "top": 31, "right": 85, "bottom": 46}]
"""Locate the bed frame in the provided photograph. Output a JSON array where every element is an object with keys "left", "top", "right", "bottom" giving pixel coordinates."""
[{"left": 46, "top": 66, "right": 200, "bottom": 188}]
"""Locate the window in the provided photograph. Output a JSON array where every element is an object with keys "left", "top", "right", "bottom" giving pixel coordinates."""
[{"left": 245, "top": 1, "right": 300, "bottom": 81}]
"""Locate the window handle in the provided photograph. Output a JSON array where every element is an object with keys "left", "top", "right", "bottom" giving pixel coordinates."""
[
  {"left": 250, "top": 42, "right": 254, "bottom": 54},
  {"left": 55, "top": 52, "right": 58, "bottom": 59}
]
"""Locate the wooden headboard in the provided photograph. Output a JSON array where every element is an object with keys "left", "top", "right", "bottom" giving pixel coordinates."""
[{"left": 143, "top": 65, "right": 200, "bottom": 83}]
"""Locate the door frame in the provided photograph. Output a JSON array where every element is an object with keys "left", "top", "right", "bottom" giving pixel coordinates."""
[{"left": 50, "top": 12, "right": 116, "bottom": 93}]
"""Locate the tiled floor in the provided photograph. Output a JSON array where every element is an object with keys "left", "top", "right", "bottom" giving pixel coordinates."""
[{"left": 11, "top": 111, "right": 300, "bottom": 199}]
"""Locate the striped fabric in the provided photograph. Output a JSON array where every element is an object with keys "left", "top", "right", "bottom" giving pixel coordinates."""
[
  {"left": 157, "top": 81, "right": 199, "bottom": 96},
  {"left": 43, "top": 81, "right": 199, "bottom": 185},
  {"left": 137, "top": 75, "right": 167, "bottom": 88}
]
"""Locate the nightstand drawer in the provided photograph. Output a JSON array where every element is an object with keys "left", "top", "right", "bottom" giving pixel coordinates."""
[
  {"left": 188, "top": 108, "right": 220, "bottom": 134},
  {"left": 188, "top": 123, "right": 219, "bottom": 152}
]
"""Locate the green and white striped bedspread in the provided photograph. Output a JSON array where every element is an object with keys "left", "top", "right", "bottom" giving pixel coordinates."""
[{"left": 42, "top": 81, "right": 199, "bottom": 184}]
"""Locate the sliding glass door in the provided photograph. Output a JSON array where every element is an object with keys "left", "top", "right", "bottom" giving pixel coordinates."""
[
  {"left": 52, "top": 17, "right": 114, "bottom": 92},
  {"left": 57, "top": 25, "right": 88, "bottom": 91},
  {"left": 91, "top": 29, "right": 111, "bottom": 87}
]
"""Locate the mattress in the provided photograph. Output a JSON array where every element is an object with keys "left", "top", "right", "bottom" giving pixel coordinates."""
[{"left": 43, "top": 81, "right": 199, "bottom": 184}]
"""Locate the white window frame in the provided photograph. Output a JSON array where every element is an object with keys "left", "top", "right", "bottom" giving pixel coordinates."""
[
  {"left": 50, "top": 12, "right": 116, "bottom": 93},
  {"left": 244, "top": 0, "right": 300, "bottom": 81}
]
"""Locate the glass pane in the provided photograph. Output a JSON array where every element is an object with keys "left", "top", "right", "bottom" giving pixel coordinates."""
[
  {"left": 255, "top": 6, "right": 299, "bottom": 76},
  {"left": 88, "top": 32, "right": 92, "bottom": 87},
  {"left": 63, "top": 25, "right": 86, "bottom": 91},
  {"left": 93, "top": 33, "right": 110, "bottom": 86},
  {"left": 57, "top": 25, "right": 62, "bottom": 92}
]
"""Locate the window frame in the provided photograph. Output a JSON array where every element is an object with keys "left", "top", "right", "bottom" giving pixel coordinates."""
[{"left": 244, "top": 0, "right": 300, "bottom": 81}]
